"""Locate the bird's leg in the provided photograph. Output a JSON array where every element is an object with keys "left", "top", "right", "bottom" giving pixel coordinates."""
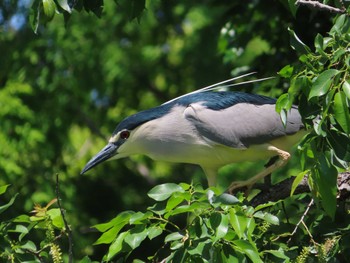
[
  {"left": 228, "top": 146, "right": 291, "bottom": 194},
  {"left": 203, "top": 168, "right": 218, "bottom": 187}
]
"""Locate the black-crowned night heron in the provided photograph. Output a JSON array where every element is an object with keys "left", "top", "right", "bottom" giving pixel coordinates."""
[{"left": 81, "top": 75, "right": 305, "bottom": 192}]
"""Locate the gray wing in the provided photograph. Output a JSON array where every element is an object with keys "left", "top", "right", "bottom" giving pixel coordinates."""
[{"left": 184, "top": 102, "right": 303, "bottom": 149}]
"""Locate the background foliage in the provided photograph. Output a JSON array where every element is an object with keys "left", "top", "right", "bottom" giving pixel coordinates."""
[{"left": 0, "top": 0, "right": 349, "bottom": 262}]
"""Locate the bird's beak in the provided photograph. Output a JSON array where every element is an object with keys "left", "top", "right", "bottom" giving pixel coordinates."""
[{"left": 81, "top": 143, "right": 118, "bottom": 174}]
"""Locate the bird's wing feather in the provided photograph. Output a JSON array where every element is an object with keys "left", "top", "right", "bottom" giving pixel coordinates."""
[{"left": 184, "top": 101, "right": 303, "bottom": 149}]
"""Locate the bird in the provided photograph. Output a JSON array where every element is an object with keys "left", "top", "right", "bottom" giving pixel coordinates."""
[{"left": 81, "top": 75, "right": 305, "bottom": 193}]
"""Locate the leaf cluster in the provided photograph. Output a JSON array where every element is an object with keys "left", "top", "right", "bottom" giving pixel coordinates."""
[
  {"left": 0, "top": 185, "right": 67, "bottom": 263},
  {"left": 30, "top": 0, "right": 145, "bottom": 33},
  {"left": 93, "top": 182, "right": 350, "bottom": 262},
  {"left": 94, "top": 183, "right": 289, "bottom": 262},
  {"left": 277, "top": 14, "right": 350, "bottom": 218}
]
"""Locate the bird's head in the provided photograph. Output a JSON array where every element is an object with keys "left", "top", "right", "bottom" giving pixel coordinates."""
[{"left": 80, "top": 104, "right": 172, "bottom": 175}]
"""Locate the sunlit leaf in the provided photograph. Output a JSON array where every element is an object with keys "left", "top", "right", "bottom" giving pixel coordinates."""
[
  {"left": 147, "top": 226, "right": 163, "bottom": 240},
  {"left": 279, "top": 65, "right": 294, "bottom": 78},
  {"left": 19, "top": 240, "right": 37, "bottom": 251},
  {"left": 291, "top": 170, "right": 309, "bottom": 196},
  {"left": 308, "top": 69, "right": 339, "bottom": 99},
  {"left": 129, "top": 211, "right": 152, "bottom": 224},
  {"left": 57, "top": 0, "right": 71, "bottom": 12},
  {"left": 165, "top": 232, "right": 184, "bottom": 243},
  {"left": 333, "top": 91, "right": 350, "bottom": 134},
  {"left": 254, "top": 211, "right": 279, "bottom": 225},
  {"left": 233, "top": 239, "right": 263, "bottom": 263},
  {"left": 94, "top": 211, "right": 134, "bottom": 232},
  {"left": 264, "top": 249, "right": 290, "bottom": 260},
  {"left": 0, "top": 184, "right": 10, "bottom": 195},
  {"left": 47, "top": 208, "right": 65, "bottom": 229},
  {"left": 215, "top": 193, "right": 239, "bottom": 205},
  {"left": 166, "top": 195, "right": 185, "bottom": 211},
  {"left": 105, "top": 231, "right": 129, "bottom": 261},
  {"left": 210, "top": 212, "right": 229, "bottom": 240},
  {"left": 229, "top": 209, "right": 248, "bottom": 239},
  {"left": 148, "top": 183, "right": 185, "bottom": 201},
  {"left": 342, "top": 81, "right": 350, "bottom": 100},
  {"left": 124, "top": 225, "right": 149, "bottom": 249},
  {"left": 42, "top": 0, "right": 56, "bottom": 21}
]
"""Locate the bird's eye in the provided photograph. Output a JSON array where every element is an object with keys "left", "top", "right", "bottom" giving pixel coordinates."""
[{"left": 120, "top": 130, "right": 130, "bottom": 140}]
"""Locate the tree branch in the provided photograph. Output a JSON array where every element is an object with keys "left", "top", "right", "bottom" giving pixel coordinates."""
[
  {"left": 250, "top": 172, "right": 350, "bottom": 206},
  {"left": 55, "top": 174, "right": 73, "bottom": 263},
  {"left": 296, "top": 0, "right": 346, "bottom": 14}
]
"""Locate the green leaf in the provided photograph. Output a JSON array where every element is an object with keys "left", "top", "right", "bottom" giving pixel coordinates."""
[
  {"left": 264, "top": 249, "right": 290, "bottom": 260},
  {"left": 0, "top": 193, "right": 18, "bottom": 214},
  {"left": 124, "top": 225, "right": 149, "bottom": 249},
  {"left": 314, "top": 154, "right": 338, "bottom": 219},
  {"left": 57, "top": 0, "right": 71, "bottom": 12},
  {"left": 288, "top": 28, "right": 311, "bottom": 54},
  {"left": 291, "top": 170, "right": 309, "bottom": 196},
  {"left": 83, "top": 0, "right": 103, "bottom": 17},
  {"left": 105, "top": 231, "right": 129, "bottom": 261},
  {"left": 8, "top": 224, "right": 29, "bottom": 235},
  {"left": 210, "top": 212, "right": 229, "bottom": 240},
  {"left": 165, "top": 231, "right": 184, "bottom": 243},
  {"left": 94, "top": 211, "right": 134, "bottom": 245},
  {"left": 148, "top": 183, "right": 184, "bottom": 201},
  {"left": 129, "top": 211, "right": 152, "bottom": 224},
  {"left": 333, "top": 91, "right": 350, "bottom": 134},
  {"left": 94, "top": 211, "right": 134, "bottom": 232},
  {"left": 233, "top": 239, "right": 263, "bottom": 263},
  {"left": 309, "top": 69, "right": 339, "bottom": 99},
  {"left": 79, "top": 256, "right": 99, "bottom": 263},
  {"left": 166, "top": 194, "right": 185, "bottom": 211},
  {"left": 288, "top": 0, "right": 298, "bottom": 17},
  {"left": 253, "top": 211, "right": 279, "bottom": 225},
  {"left": 327, "top": 130, "right": 350, "bottom": 162},
  {"left": 215, "top": 193, "right": 239, "bottom": 205},
  {"left": 47, "top": 208, "right": 65, "bottom": 229},
  {"left": 276, "top": 93, "right": 294, "bottom": 126},
  {"left": 0, "top": 184, "right": 10, "bottom": 195},
  {"left": 42, "top": 0, "right": 56, "bottom": 21},
  {"left": 342, "top": 81, "right": 350, "bottom": 100},
  {"left": 187, "top": 240, "right": 211, "bottom": 256},
  {"left": 19, "top": 240, "right": 37, "bottom": 251},
  {"left": 279, "top": 65, "right": 294, "bottom": 78},
  {"left": 229, "top": 209, "right": 248, "bottom": 239},
  {"left": 314, "top": 33, "right": 324, "bottom": 51},
  {"left": 330, "top": 14, "right": 346, "bottom": 35},
  {"left": 165, "top": 202, "right": 209, "bottom": 219},
  {"left": 147, "top": 226, "right": 163, "bottom": 240}
]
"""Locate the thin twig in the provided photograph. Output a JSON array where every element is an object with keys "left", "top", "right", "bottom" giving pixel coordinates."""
[
  {"left": 55, "top": 173, "right": 73, "bottom": 263},
  {"left": 296, "top": 0, "right": 346, "bottom": 14},
  {"left": 287, "top": 198, "right": 314, "bottom": 243}
]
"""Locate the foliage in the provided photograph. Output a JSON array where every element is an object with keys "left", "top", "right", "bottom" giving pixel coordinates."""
[
  {"left": 277, "top": 14, "right": 350, "bottom": 218},
  {"left": 0, "top": 185, "right": 69, "bottom": 263},
  {"left": 30, "top": 0, "right": 146, "bottom": 33},
  {"left": 1, "top": 0, "right": 350, "bottom": 262},
  {"left": 94, "top": 183, "right": 350, "bottom": 262}
]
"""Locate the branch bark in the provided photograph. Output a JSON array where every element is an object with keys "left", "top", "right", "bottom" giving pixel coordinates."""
[
  {"left": 296, "top": 0, "right": 346, "bottom": 14},
  {"left": 250, "top": 172, "right": 350, "bottom": 206}
]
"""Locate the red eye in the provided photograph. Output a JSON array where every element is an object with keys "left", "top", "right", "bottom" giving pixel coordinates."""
[{"left": 120, "top": 130, "right": 130, "bottom": 140}]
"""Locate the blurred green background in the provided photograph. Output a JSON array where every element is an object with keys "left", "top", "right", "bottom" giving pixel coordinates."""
[{"left": 0, "top": 0, "right": 333, "bottom": 260}]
